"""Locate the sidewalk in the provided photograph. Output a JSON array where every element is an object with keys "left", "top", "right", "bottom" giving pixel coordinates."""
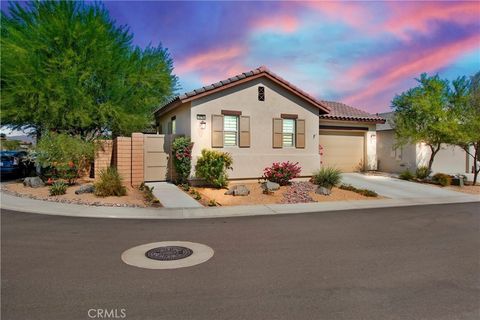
[
  {"left": 145, "top": 182, "right": 202, "bottom": 208},
  {"left": 1, "top": 191, "right": 478, "bottom": 219}
]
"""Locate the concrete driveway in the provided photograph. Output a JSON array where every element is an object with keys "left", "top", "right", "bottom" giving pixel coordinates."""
[{"left": 342, "top": 173, "right": 476, "bottom": 199}]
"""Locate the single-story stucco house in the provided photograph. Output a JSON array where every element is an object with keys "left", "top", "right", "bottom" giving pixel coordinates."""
[
  {"left": 154, "top": 66, "right": 385, "bottom": 179},
  {"left": 376, "top": 111, "right": 472, "bottom": 175}
]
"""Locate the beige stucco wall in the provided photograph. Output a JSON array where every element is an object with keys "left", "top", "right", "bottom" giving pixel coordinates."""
[
  {"left": 377, "top": 130, "right": 417, "bottom": 172},
  {"left": 418, "top": 143, "right": 467, "bottom": 174},
  {"left": 377, "top": 130, "right": 468, "bottom": 174},
  {"left": 319, "top": 119, "right": 378, "bottom": 171},
  {"left": 158, "top": 102, "right": 191, "bottom": 135},
  {"left": 189, "top": 77, "right": 321, "bottom": 179}
]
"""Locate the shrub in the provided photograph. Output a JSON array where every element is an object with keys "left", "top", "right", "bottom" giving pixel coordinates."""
[
  {"left": 36, "top": 132, "right": 96, "bottom": 179},
  {"left": 207, "top": 199, "right": 218, "bottom": 207},
  {"left": 49, "top": 181, "right": 67, "bottom": 196},
  {"left": 311, "top": 167, "right": 342, "bottom": 189},
  {"left": 432, "top": 173, "right": 452, "bottom": 187},
  {"left": 263, "top": 161, "right": 302, "bottom": 186},
  {"left": 139, "top": 183, "right": 160, "bottom": 206},
  {"left": 94, "top": 167, "right": 127, "bottom": 197},
  {"left": 195, "top": 149, "right": 233, "bottom": 188},
  {"left": 339, "top": 184, "right": 378, "bottom": 197},
  {"left": 180, "top": 183, "right": 190, "bottom": 192},
  {"left": 171, "top": 137, "right": 194, "bottom": 184},
  {"left": 399, "top": 169, "right": 414, "bottom": 180},
  {"left": 415, "top": 166, "right": 430, "bottom": 180}
]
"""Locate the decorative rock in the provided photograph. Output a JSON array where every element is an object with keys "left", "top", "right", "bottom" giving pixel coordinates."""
[
  {"left": 224, "top": 184, "right": 250, "bottom": 196},
  {"left": 23, "top": 176, "right": 45, "bottom": 188},
  {"left": 260, "top": 180, "right": 280, "bottom": 193},
  {"left": 316, "top": 186, "right": 331, "bottom": 195},
  {"left": 75, "top": 184, "right": 95, "bottom": 195}
]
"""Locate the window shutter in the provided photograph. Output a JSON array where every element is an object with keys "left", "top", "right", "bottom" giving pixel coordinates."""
[
  {"left": 212, "top": 114, "right": 224, "bottom": 148},
  {"left": 296, "top": 119, "right": 305, "bottom": 149},
  {"left": 273, "top": 118, "right": 283, "bottom": 148},
  {"left": 168, "top": 121, "right": 173, "bottom": 134},
  {"left": 239, "top": 116, "right": 250, "bottom": 148}
]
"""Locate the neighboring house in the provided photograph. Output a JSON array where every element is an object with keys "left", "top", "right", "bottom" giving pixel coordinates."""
[
  {"left": 376, "top": 112, "right": 471, "bottom": 175},
  {"left": 155, "top": 66, "right": 385, "bottom": 179}
]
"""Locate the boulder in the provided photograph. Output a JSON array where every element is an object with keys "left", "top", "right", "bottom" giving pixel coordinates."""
[
  {"left": 316, "top": 186, "right": 331, "bottom": 195},
  {"left": 224, "top": 184, "right": 250, "bottom": 196},
  {"left": 260, "top": 181, "right": 280, "bottom": 193},
  {"left": 75, "top": 184, "right": 95, "bottom": 195},
  {"left": 23, "top": 176, "right": 45, "bottom": 188}
]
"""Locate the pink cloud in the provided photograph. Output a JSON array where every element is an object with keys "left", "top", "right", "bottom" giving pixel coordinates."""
[
  {"left": 253, "top": 14, "right": 299, "bottom": 33},
  {"left": 342, "top": 34, "right": 480, "bottom": 109},
  {"left": 303, "top": 1, "right": 374, "bottom": 31},
  {"left": 385, "top": 2, "right": 480, "bottom": 40},
  {"left": 175, "top": 45, "right": 248, "bottom": 85}
]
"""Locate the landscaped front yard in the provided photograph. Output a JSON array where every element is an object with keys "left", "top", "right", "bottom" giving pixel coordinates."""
[
  {"left": 2, "top": 179, "right": 148, "bottom": 207},
  {"left": 184, "top": 181, "right": 381, "bottom": 207}
]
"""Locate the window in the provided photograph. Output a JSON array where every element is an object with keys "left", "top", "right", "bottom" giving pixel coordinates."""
[
  {"left": 223, "top": 115, "right": 238, "bottom": 146},
  {"left": 258, "top": 86, "right": 265, "bottom": 101},
  {"left": 282, "top": 119, "right": 295, "bottom": 147}
]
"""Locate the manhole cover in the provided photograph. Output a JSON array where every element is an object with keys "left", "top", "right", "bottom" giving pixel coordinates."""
[{"left": 145, "top": 246, "right": 193, "bottom": 261}]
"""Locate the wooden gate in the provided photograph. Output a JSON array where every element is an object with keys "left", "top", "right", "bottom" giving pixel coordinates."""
[{"left": 143, "top": 134, "right": 170, "bottom": 182}]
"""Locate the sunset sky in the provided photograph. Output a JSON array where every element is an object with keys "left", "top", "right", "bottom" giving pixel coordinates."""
[{"left": 3, "top": 1, "right": 480, "bottom": 114}]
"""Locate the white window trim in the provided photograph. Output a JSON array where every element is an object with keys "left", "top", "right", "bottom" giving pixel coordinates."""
[
  {"left": 223, "top": 115, "right": 238, "bottom": 147},
  {"left": 282, "top": 118, "right": 295, "bottom": 148}
]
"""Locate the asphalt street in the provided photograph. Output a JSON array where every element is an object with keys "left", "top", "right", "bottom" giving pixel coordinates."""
[{"left": 2, "top": 203, "right": 480, "bottom": 320}]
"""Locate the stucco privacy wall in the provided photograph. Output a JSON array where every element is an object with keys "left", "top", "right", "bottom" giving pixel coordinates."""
[
  {"left": 319, "top": 119, "right": 378, "bottom": 171},
  {"left": 377, "top": 130, "right": 417, "bottom": 173},
  {"left": 377, "top": 130, "right": 468, "bottom": 174},
  {"left": 189, "top": 77, "right": 321, "bottom": 179},
  {"left": 417, "top": 144, "right": 467, "bottom": 174}
]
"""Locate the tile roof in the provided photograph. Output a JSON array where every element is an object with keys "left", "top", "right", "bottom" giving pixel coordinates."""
[
  {"left": 154, "top": 66, "right": 331, "bottom": 115},
  {"left": 376, "top": 112, "right": 394, "bottom": 130},
  {"left": 319, "top": 100, "right": 386, "bottom": 123}
]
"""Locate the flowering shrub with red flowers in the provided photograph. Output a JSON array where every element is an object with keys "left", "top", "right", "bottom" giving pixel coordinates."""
[
  {"left": 172, "top": 137, "right": 194, "bottom": 184},
  {"left": 263, "top": 161, "right": 302, "bottom": 185}
]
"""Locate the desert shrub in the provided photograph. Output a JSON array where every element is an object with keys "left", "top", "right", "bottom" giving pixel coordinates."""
[
  {"left": 49, "top": 181, "right": 67, "bottom": 196},
  {"left": 36, "top": 132, "right": 96, "bottom": 180},
  {"left": 207, "top": 199, "right": 218, "bottom": 207},
  {"left": 195, "top": 149, "right": 233, "bottom": 188},
  {"left": 94, "top": 167, "right": 127, "bottom": 197},
  {"left": 172, "top": 137, "right": 194, "bottom": 184},
  {"left": 432, "top": 173, "right": 452, "bottom": 187},
  {"left": 189, "top": 189, "right": 201, "bottom": 200},
  {"left": 415, "top": 166, "right": 430, "bottom": 180},
  {"left": 339, "top": 184, "right": 378, "bottom": 197},
  {"left": 399, "top": 169, "right": 414, "bottom": 180},
  {"left": 139, "top": 182, "right": 160, "bottom": 205},
  {"left": 263, "top": 161, "right": 302, "bottom": 186},
  {"left": 311, "top": 167, "right": 342, "bottom": 189}
]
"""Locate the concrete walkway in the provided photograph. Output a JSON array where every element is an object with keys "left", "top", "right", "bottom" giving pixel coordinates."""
[
  {"left": 1, "top": 190, "right": 478, "bottom": 220},
  {"left": 342, "top": 173, "right": 468, "bottom": 199},
  {"left": 145, "top": 182, "right": 202, "bottom": 208}
]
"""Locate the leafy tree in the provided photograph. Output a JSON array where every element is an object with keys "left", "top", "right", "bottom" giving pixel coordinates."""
[
  {"left": 392, "top": 74, "right": 454, "bottom": 172},
  {"left": 1, "top": 1, "right": 178, "bottom": 140},
  {"left": 449, "top": 72, "right": 480, "bottom": 184}
]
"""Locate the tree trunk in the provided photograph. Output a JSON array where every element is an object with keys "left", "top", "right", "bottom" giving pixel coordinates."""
[
  {"left": 473, "top": 142, "right": 479, "bottom": 185},
  {"left": 427, "top": 143, "right": 441, "bottom": 173}
]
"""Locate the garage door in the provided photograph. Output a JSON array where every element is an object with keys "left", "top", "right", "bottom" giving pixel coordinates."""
[{"left": 319, "top": 131, "right": 365, "bottom": 172}]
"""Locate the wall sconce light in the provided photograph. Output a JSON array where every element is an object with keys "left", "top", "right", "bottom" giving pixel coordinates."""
[{"left": 200, "top": 120, "right": 206, "bottom": 130}]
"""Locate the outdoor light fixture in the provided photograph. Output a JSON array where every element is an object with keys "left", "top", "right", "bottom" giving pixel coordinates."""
[{"left": 200, "top": 120, "right": 206, "bottom": 129}]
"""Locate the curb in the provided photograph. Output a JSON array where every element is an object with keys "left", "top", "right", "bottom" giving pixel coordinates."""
[{"left": 1, "top": 191, "right": 479, "bottom": 220}]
